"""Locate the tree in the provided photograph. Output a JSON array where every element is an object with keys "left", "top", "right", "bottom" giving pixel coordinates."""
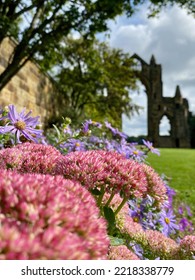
[
  {"left": 0, "top": 0, "right": 142, "bottom": 92},
  {"left": 0, "top": 0, "right": 194, "bottom": 92},
  {"left": 46, "top": 37, "right": 140, "bottom": 128},
  {"left": 147, "top": 0, "right": 195, "bottom": 17}
]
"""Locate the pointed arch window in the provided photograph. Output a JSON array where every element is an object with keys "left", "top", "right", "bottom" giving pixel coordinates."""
[{"left": 159, "top": 115, "right": 171, "bottom": 136}]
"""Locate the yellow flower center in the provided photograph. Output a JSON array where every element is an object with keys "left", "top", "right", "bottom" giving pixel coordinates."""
[
  {"left": 165, "top": 217, "right": 170, "bottom": 224},
  {"left": 75, "top": 142, "right": 80, "bottom": 147},
  {"left": 15, "top": 121, "right": 26, "bottom": 130},
  {"left": 133, "top": 216, "right": 139, "bottom": 223},
  {"left": 133, "top": 150, "right": 138, "bottom": 155}
]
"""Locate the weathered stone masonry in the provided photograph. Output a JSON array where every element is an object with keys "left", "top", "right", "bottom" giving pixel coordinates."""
[
  {"left": 132, "top": 54, "right": 191, "bottom": 148},
  {"left": 0, "top": 37, "right": 58, "bottom": 125}
]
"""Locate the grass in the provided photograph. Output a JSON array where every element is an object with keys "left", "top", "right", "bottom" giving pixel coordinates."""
[{"left": 147, "top": 148, "right": 195, "bottom": 219}]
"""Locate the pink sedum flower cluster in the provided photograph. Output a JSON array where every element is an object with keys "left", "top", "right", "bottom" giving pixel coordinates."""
[
  {"left": 102, "top": 192, "right": 179, "bottom": 259},
  {"left": 0, "top": 143, "right": 62, "bottom": 174},
  {"left": 108, "top": 245, "right": 140, "bottom": 260},
  {"left": 0, "top": 143, "right": 194, "bottom": 260},
  {"left": 144, "top": 230, "right": 179, "bottom": 259},
  {"left": 105, "top": 195, "right": 179, "bottom": 260},
  {"left": 142, "top": 165, "right": 168, "bottom": 207},
  {"left": 179, "top": 235, "right": 195, "bottom": 259},
  {"left": 56, "top": 150, "right": 167, "bottom": 206},
  {"left": 0, "top": 170, "right": 109, "bottom": 259}
]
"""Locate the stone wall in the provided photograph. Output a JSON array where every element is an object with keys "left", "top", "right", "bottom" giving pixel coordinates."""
[{"left": 0, "top": 37, "right": 58, "bottom": 126}]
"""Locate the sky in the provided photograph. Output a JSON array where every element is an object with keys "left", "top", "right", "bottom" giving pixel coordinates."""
[{"left": 102, "top": 3, "right": 195, "bottom": 136}]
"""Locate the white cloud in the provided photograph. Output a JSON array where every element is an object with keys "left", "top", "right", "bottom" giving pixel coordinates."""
[{"left": 106, "top": 5, "right": 195, "bottom": 136}]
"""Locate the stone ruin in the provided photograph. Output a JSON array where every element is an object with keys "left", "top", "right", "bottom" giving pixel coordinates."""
[{"left": 131, "top": 53, "right": 191, "bottom": 148}]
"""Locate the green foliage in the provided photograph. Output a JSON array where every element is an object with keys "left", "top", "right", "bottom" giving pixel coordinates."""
[
  {"left": 103, "top": 206, "right": 116, "bottom": 234},
  {"left": 45, "top": 37, "right": 140, "bottom": 128},
  {"left": 0, "top": 0, "right": 141, "bottom": 90},
  {"left": 109, "top": 236, "right": 126, "bottom": 246},
  {"left": 147, "top": 0, "right": 195, "bottom": 17},
  {"left": 0, "top": 0, "right": 193, "bottom": 91}
]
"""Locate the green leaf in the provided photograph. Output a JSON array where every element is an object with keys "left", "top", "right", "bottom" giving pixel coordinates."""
[
  {"left": 109, "top": 236, "right": 126, "bottom": 246},
  {"left": 52, "top": 124, "right": 61, "bottom": 139},
  {"left": 103, "top": 206, "right": 116, "bottom": 226},
  {"left": 91, "top": 188, "right": 102, "bottom": 196}
]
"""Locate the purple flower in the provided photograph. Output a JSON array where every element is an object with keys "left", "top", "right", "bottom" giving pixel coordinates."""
[
  {"left": 82, "top": 120, "right": 102, "bottom": 135},
  {"left": 178, "top": 206, "right": 183, "bottom": 215},
  {"left": 159, "top": 209, "right": 179, "bottom": 236},
  {"left": 186, "top": 205, "right": 192, "bottom": 217},
  {"left": 165, "top": 185, "right": 176, "bottom": 207},
  {"left": 87, "top": 136, "right": 104, "bottom": 149},
  {"left": 63, "top": 125, "right": 73, "bottom": 136},
  {"left": 104, "top": 121, "right": 127, "bottom": 139},
  {"left": 129, "top": 196, "right": 159, "bottom": 231},
  {"left": 129, "top": 242, "right": 144, "bottom": 259},
  {"left": 0, "top": 105, "right": 43, "bottom": 143},
  {"left": 103, "top": 139, "right": 115, "bottom": 151},
  {"left": 61, "top": 138, "right": 86, "bottom": 152},
  {"left": 142, "top": 139, "right": 160, "bottom": 156},
  {"left": 128, "top": 146, "right": 146, "bottom": 162},
  {"left": 179, "top": 218, "right": 193, "bottom": 232}
]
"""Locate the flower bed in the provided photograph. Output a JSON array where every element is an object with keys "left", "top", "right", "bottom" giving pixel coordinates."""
[{"left": 0, "top": 105, "right": 194, "bottom": 259}]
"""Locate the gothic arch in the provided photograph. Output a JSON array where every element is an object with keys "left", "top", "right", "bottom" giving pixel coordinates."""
[
  {"left": 131, "top": 54, "right": 191, "bottom": 148},
  {"left": 159, "top": 115, "right": 171, "bottom": 136}
]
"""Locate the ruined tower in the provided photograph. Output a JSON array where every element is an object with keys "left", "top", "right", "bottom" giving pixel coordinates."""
[{"left": 131, "top": 53, "right": 191, "bottom": 148}]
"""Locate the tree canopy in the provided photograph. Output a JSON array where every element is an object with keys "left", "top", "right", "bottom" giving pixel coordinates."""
[
  {"left": 0, "top": 0, "right": 194, "bottom": 91},
  {"left": 46, "top": 37, "right": 140, "bottom": 128},
  {"left": 0, "top": 0, "right": 140, "bottom": 91}
]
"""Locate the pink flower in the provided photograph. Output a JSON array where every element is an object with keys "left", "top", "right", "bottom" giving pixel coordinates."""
[
  {"left": 107, "top": 194, "right": 180, "bottom": 260},
  {"left": 144, "top": 230, "right": 179, "bottom": 259},
  {"left": 0, "top": 170, "right": 109, "bottom": 259},
  {"left": 0, "top": 143, "right": 62, "bottom": 174},
  {"left": 121, "top": 215, "right": 146, "bottom": 244},
  {"left": 142, "top": 165, "right": 167, "bottom": 207},
  {"left": 56, "top": 150, "right": 167, "bottom": 208},
  {"left": 179, "top": 235, "right": 195, "bottom": 259},
  {"left": 108, "top": 245, "right": 140, "bottom": 260}
]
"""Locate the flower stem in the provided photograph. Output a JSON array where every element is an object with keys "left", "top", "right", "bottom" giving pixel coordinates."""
[
  {"left": 97, "top": 187, "right": 105, "bottom": 207},
  {"left": 14, "top": 132, "right": 17, "bottom": 145},
  {"left": 114, "top": 197, "right": 128, "bottom": 216},
  {"left": 105, "top": 192, "right": 115, "bottom": 207}
]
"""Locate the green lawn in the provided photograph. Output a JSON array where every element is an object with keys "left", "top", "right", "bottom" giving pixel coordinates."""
[{"left": 147, "top": 148, "right": 195, "bottom": 217}]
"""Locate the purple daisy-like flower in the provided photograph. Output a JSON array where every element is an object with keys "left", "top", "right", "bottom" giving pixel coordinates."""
[
  {"left": 129, "top": 242, "right": 144, "bottom": 259},
  {"left": 186, "top": 205, "right": 192, "bottom": 217},
  {"left": 103, "top": 139, "right": 115, "bottom": 151},
  {"left": 178, "top": 206, "right": 183, "bottom": 215},
  {"left": 165, "top": 184, "right": 176, "bottom": 207},
  {"left": 82, "top": 119, "right": 102, "bottom": 135},
  {"left": 104, "top": 121, "right": 127, "bottom": 139},
  {"left": 159, "top": 209, "right": 179, "bottom": 236},
  {"left": 179, "top": 218, "right": 193, "bottom": 232},
  {"left": 129, "top": 146, "right": 146, "bottom": 162},
  {"left": 63, "top": 125, "right": 73, "bottom": 136},
  {"left": 61, "top": 138, "right": 86, "bottom": 152},
  {"left": 0, "top": 105, "right": 43, "bottom": 143},
  {"left": 142, "top": 139, "right": 160, "bottom": 156}
]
